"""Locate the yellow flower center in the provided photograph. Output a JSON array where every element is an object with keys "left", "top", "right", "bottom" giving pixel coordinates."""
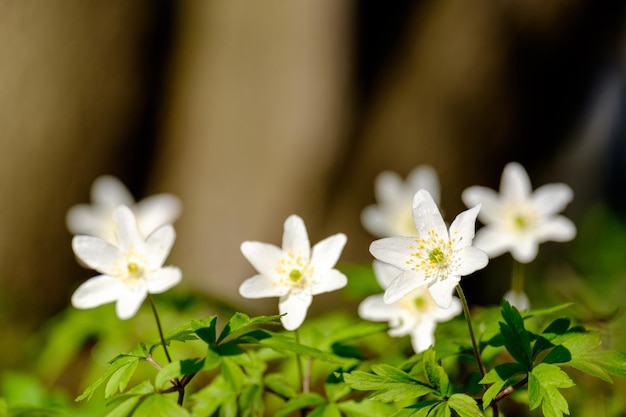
[
  {"left": 405, "top": 229, "right": 454, "bottom": 283},
  {"left": 276, "top": 251, "right": 314, "bottom": 290},
  {"left": 414, "top": 296, "right": 426, "bottom": 310}
]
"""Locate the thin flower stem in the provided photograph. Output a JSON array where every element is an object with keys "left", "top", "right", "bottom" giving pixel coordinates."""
[
  {"left": 148, "top": 294, "right": 172, "bottom": 363},
  {"left": 511, "top": 261, "right": 525, "bottom": 294},
  {"left": 455, "top": 285, "right": 486, "bottom": 377},
  {"left": 294, "top": 330, "right": 309, "bottom": 393}
]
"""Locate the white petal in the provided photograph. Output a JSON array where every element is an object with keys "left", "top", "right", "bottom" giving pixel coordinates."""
[
  {"left": 453, "top": 246, "right": 489, "bottom": 276},
  {"left": 135, "top": 194, "right": 182, "bottom": 237},
  {"left": 383, "top": 270, "right": 427, "bottom": 304},
  {"left": 369, "top": 237, "right": 416, "bottom": 270},
  {"left": 145, "top": 225, "right": 176, "bottom": 270},
  {"left": 412, "top": 190, "right": 448, "bottom": 239},
  {"left": 407, "top": 165, "right": 440, "bottom": 204},
  {"left": 116, "top": 286, "right": 148, "bottom": 320},
  {"left": 374, "top": 171, "right": 404, "bottom": 204},
  {"left": 358, "top": 294, "right": 404, "bottom": 322},
  {"left": 241, "top": 241, "right": 283, "bottom": 278},
  {"left": 509, "top": 235, "right": 538, "bottom": 263},
  {"left": 71, "top": 275, "right": 123, "bottom": 309},
  {"left": 533, "top": 184, "right": 573, "bottom": 216},
  {"left": 503, "top": 289, "right": 530, "bottom": 311},
  {"left": 146, "top": 266, "right": 182, "bottom": 293},
  {"left": 449, "top": 204, "right": 481, "bottom": 250},
  {"left": 279, "top": 292, "right": 313, "bottom": 330},
  {"left": 472, "top": 228, "right": 513, "bottom": 259},
  {"left": 535, "top": 216, "right": 576, "bottom": 242},
  {"left": 501, "top": 162, "right": 531, "bottom": 201},
  {"left": 311, "top": 233, "right": 346, "bottom": 271},
  {"left": 361, "top": 206, "right": 392, "bottom": 237},
  {"left": 113, "top": 206, "right": 145, "bottom": 252},
  {"left": 72, "top": 235, "right": 120, "bottom": 275},
  {"left": 461, "top": 186, "right": 501, "bottom": 224},
  {"left": 410, "top": 321, "right": 436, "bottom": 353},
  {"left": 282, "top": 215, "right": 310, "bottom": 258},
  {"left": 311, "top": 269, "right": 347, "bottom": 295},
  {"left": 372, "top": 260, "right": 403, "bottom": 289},
  {"left": 428, "top": 277, "right": 459, "bottom": 309},
  {"left": 91, "top": 176, "right": 134, "bottom": 208},
  {"left": 431, "top": 297, "right": 462, "bottom": 321},
  {"left": 239, "top": 275, "right": 288, "bottom": 298},
  {"left": 66, "top": 205, "right": 106, "bottom": 236}
]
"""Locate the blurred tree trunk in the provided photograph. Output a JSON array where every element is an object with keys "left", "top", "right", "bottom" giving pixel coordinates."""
[{"left": 151, "top": 0, "right": 353, "bottom": 309}]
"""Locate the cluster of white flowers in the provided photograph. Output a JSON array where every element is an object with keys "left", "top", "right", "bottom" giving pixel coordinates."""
[
  {"left": 68, "top": 176, "right": 182, "bottom": 319},
  {"left": 67, "top": 163, "right": 575, "bottom": 352}
]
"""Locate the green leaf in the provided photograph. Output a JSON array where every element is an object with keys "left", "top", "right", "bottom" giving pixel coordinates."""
[
  {"left": 132, "top": 394, "right": 190, "bottom": 417},
  {"left": 105, "top": 357, "right": 139, "bottom": 399},
  {"left": 593, "top": 350, "right": 626, "bottom": 378},
  {"left": 76, "top": 355, "right": 142, "bottom": 401},
  {"left": 104, "top": 396, "right": 142, "bottom": 417},
  {"left": 422, "top": 348, "right": 449, "bottom": 396},
  {"left": 191, "top": 316, "right": 218, "bottom": 346},
  {"left": 522, "top": 303, "right": 573, "bottom": 319},
  {"left": 343, "top": 368, "right": 434, "bottom": 403},
  {"left": 238, "top": 384, "right": 264, "bottom": 417},
  {"left": 479, "top": 363, "right": 526, "bottom": 407},
  {"left": 447, "top": 394, "right": 483, "bottom": 417},
  {"left": 499, "top": 300, "right": 532, "bottom": 368},
  {"left": 337, "top": 399, "right": 398, "bottom": 417},
  {"left": 190, "top": 377, "right": 235, "bottom": 417},
  {"left": 528, "top": 363, "right": 574, "bottom": 417},
  {"left": 221, "top": 357, "right": 246, "bottom": 391},
  {"left": 259, "top": 334, "right": 352, "bottom": 365},
  {"left": 428, "top": 402, "right": 451, "bottom": 417},
  {"left": 264, "top": 373, "right": 299, "bottom": 399},
  {"left": 218, "top": 313, "right": 283, "bottom": 344},
  {"left": 274, "top": 393, "right": 326, "bottom": 417},
  {"left": 155, "top": 358, "right": 204, "bottom": 390}
]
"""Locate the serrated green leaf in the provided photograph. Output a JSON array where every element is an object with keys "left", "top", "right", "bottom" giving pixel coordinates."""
[
  {"left": 422, "top": 348, "right": 449, "bottom": 396},
  {"left": 155, "top": 358, "right": 204, "bottom": 390},
  {"left": 132, "top": 394, "right": 190, "bottom": 417},
  {"left": 428, "top": 402, "right": 450, "bottom": 417},
  {"left": 523, "top": 303, "right": 573, "bottom": 319},
  {"left": 217, "top": 313, "right": 251, "bottom": 344},
  {"left": 447, "top": 394, "right": 483, "bottom": 417},
  {"left": 190, "top": 377, "right": 235, "bottom": 417},
  {"left": 500, "top": 300, "right": 532, "bottom": 369},
  {"left": 76, "top": 355, "right": 141, "bottom": 402},
  {"left": 528, "top": 363, "right": 574, "bottom": 417},
  {"left": 372, "top": 364, "right": 418, "bottom": 384},
  {"left": 343, "top": 370, "right": 434, "bottom": 403},
  {"left": 221, "top": 357, "right": 246, "bottom": 390},
  {"left": 274, "top": 393, "right": 326, "bottom": 417},
  {"left": 593, "top": 349, "right": 626, "bottom": 378},
  {"left": 479, "top": 363, "right": 526, "bottom": 407},
  {"left": 218, "top": 313, "right": 283, "bottom": 345},
  {"left": 105, "top": 381, "right": 155, "bottom": 408},
  {"left": 259, "top": 334, "right": 351, "bottom": 365},
  {"left": 191, "top": 316, "right": 218, "bottom": 346},
  {"left": 238, "top": 383, "right": 264, "bottom": 417},
  {"left": 391, "top": 400, "right": 439, "bottom": 417},
  {"left": 337, "top": 399, "right": 397, "bottom": 417},
  {"left": 105, "top": 357, "right": 139, "bottom": 399},
  {"left": 203, "top": 347, "right": 222, "bottom": 371},
  {"left": 104, "top": 396, "right": 142, "bottom": 417},
  {"left": 264, "top": 373, "right": 299, "bottom": 399}
]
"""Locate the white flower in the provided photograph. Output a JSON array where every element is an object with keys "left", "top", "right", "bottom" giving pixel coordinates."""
[
  {"left": 369, "top": 190, "right": 488, "bottom": 309},
  {"left": 362, "top": 165, "right": 440, "bottom": 237},
  {"left": 239, "top": 214, "right": 347, "bottom": 331},
  {"left": 503, "top": 289, "right": 530, "bottom": 311},
  {"left": 359, "top": 261, "right": 461, "bottom": 353},
  {"left": 71, "top": 206, "right": 182, "bottom": 319},
  {"left": 462, "top": 162, "right": 576, "bottom": 263},
  {"left": 66, "top": 175, "right": 182, "bottom": 244}
]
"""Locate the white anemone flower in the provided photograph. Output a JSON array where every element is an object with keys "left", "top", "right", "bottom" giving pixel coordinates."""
[
  {"left": 71, "top": 206, "right": 182, "bottom": 319},
  {"left": 362, "top": 165, "right": 440, "bottom": 237},
  {"left": 66, "top": 175, "right": 182, "bottom": 244},
  {"left": 359, "top": 261, "right": 461, "bottom": 353},
  {"left": 462, "top": 162, "right": 576, "bottom": 263},
  {"left": 239, "top": 214, "right": 347, "bottom": 331},
  {"left": 369, "top": 190, "right": 488, "bottom": 309}
]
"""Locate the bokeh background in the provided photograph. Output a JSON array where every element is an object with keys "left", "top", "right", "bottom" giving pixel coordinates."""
[{"left": 1, "top": 0, "right": 625, "bottom": 394}]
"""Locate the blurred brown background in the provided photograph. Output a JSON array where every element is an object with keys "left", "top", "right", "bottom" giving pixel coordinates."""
[{"left": 1, "top": 0, "right": 625, "bottom": 369}]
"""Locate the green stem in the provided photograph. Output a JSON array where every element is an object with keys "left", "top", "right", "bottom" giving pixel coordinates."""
[
  {"left": 148, "top": 294, "right": 172, "bottom": 363},
  {"left": 455, "top": 285, "right": 498, "bottom": 416},
  {"left": 294, "top": 330, "right": 310, "bottom": 393},
  {"left": 148, "top": 295, "right": 186, "bottom": 405},
  {"left": 455, "top": 285, "right": 486, "bottom": 377}
]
